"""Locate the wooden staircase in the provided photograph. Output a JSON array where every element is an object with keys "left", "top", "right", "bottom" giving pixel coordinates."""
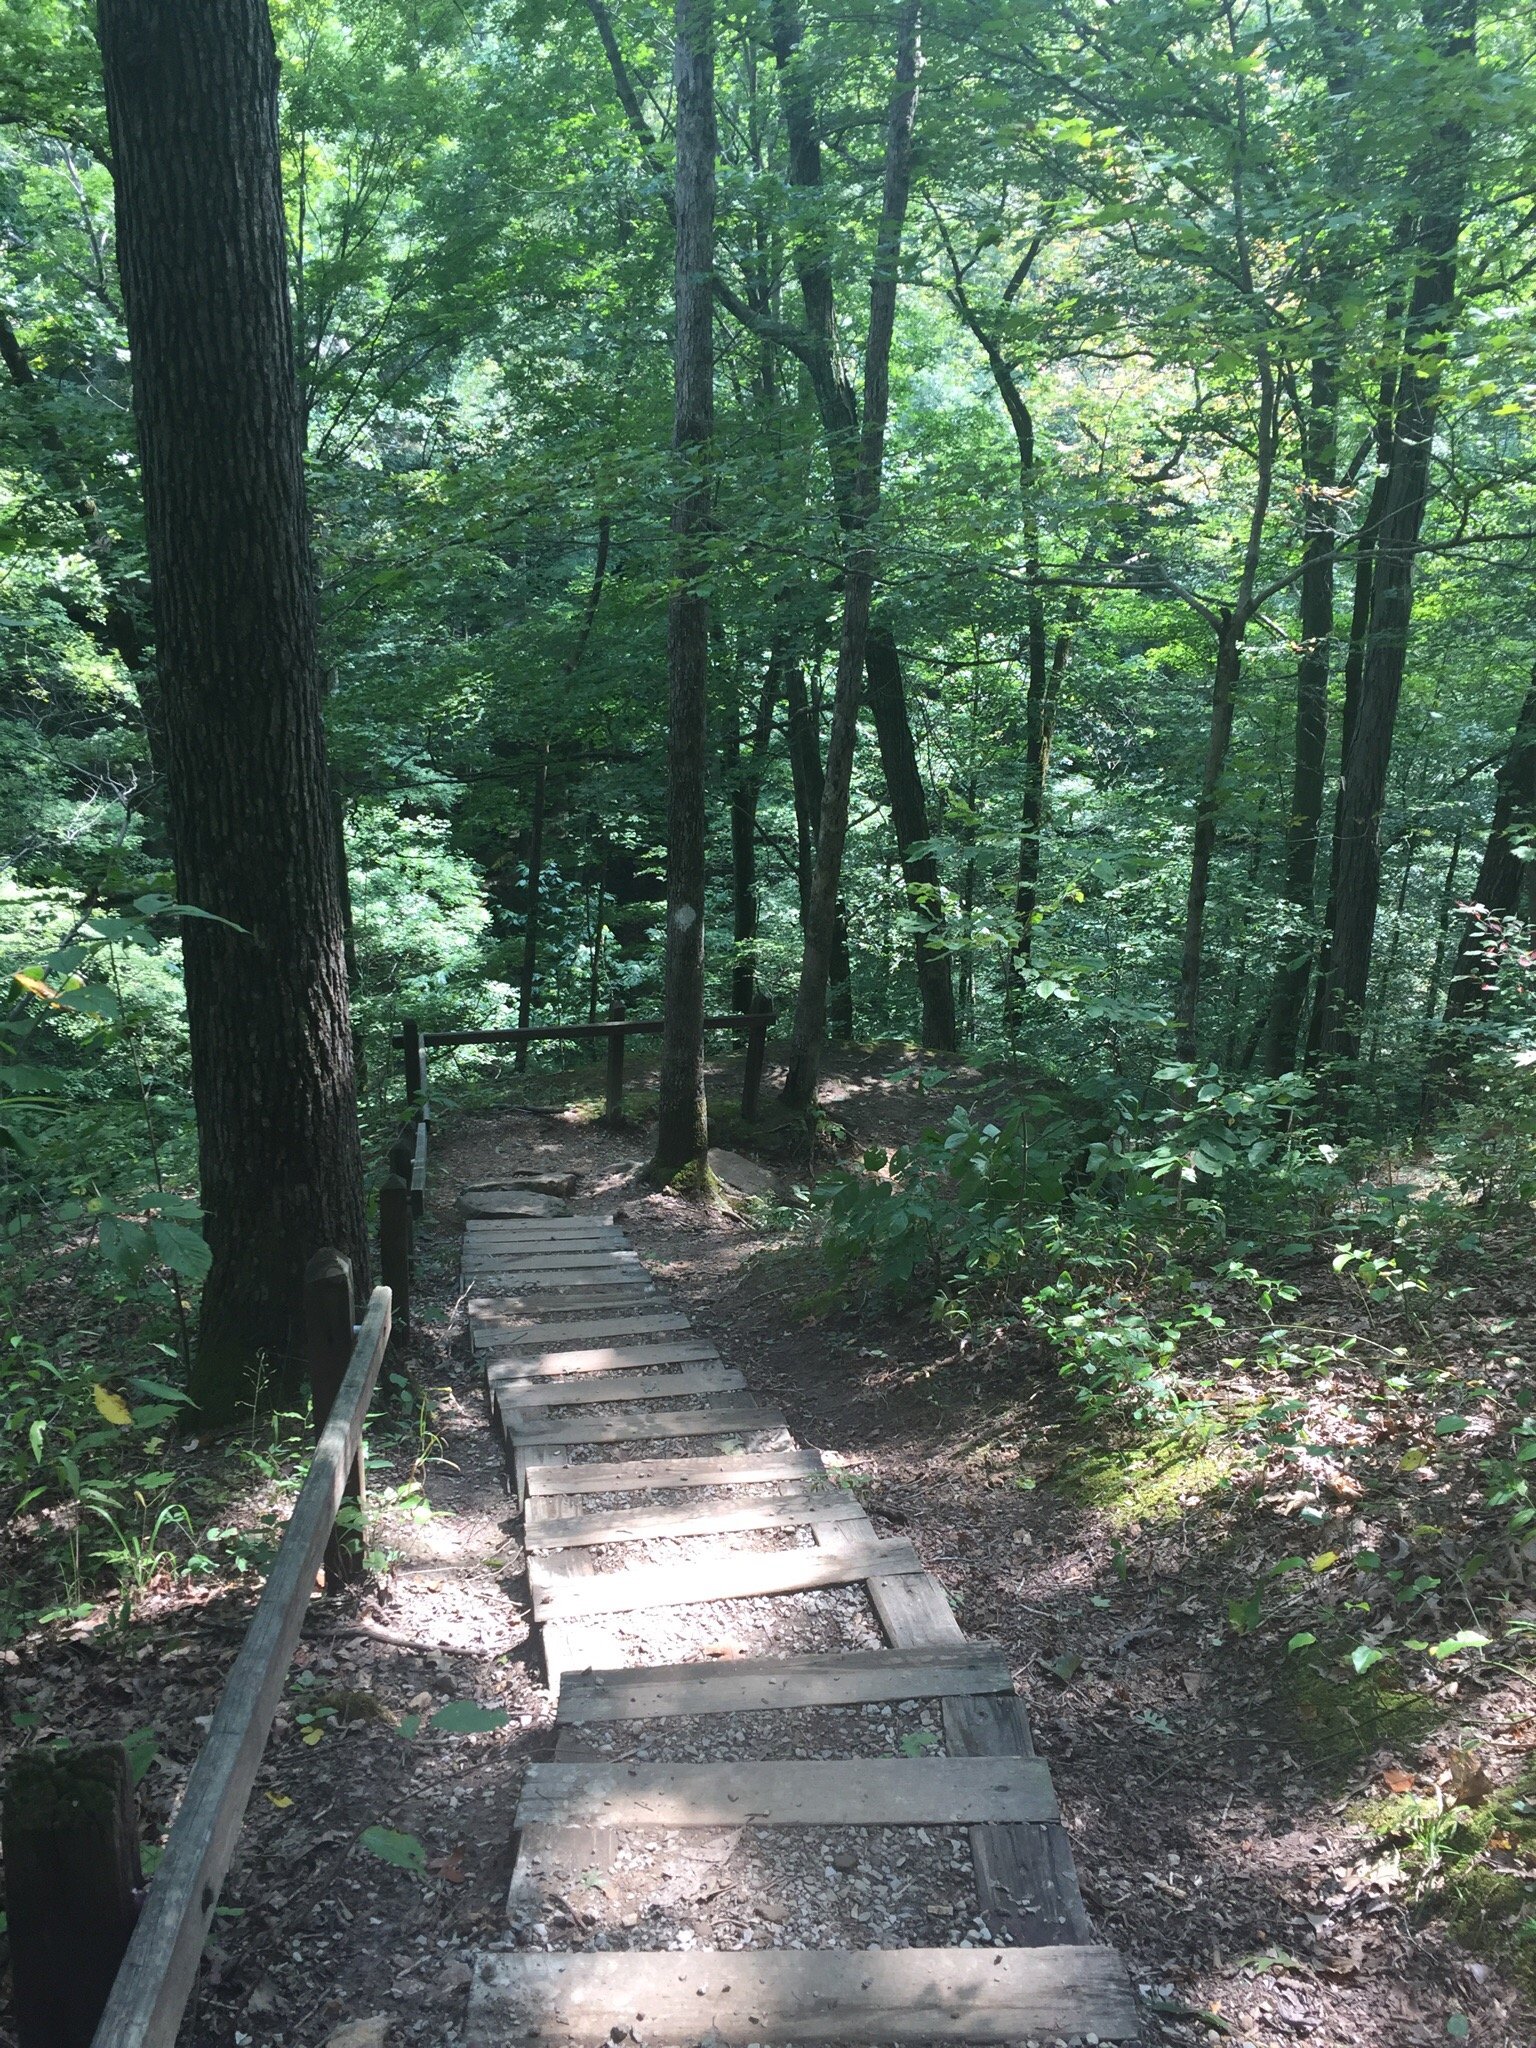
[{"left": 460, "top": 1197, "right": 1139, "bottom": 2046}]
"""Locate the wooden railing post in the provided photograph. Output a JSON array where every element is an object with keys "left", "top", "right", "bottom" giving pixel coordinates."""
[
  {"left": 304, "top": 1249, "right": 362, "bottom": 1586},
  {"left": 4, "top": 1744, "right": 141, "bottom": 2048},
  {"left": 378, "top": 1173, "right": 412, "bottom": 1338},
  {"left": 741, "top": 992, "right": 773, "bottom": 1122},
  {"left": 603, "top": 1000, "right": 627, "bottom": 1127},
  {"left": 401, "top": 1016, "right": 424, "bottom": 1104},
  {"left": 409, "top": 1111, "right": 428, "bottom": 1218}
]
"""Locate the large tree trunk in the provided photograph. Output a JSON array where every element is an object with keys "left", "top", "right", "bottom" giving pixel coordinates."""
[
  {"left": 98, "top": 0, "right": 368, "bottom": 1419},
  {"left": 781, "top": 2, "right": 922, "bottom": 1109},
  {"left": 1442, "top": 666, "right": 1536, "bottom": 1023},
  {"left": 648, "top": 0, "right": 715, "bottom": 1183},
  {"left": 864, "top": 622, "right": 956, "bottom": 1051},
  {"left": 1263, "top": 354, "right": 1338, "bottom": 1073},
  {"left": 1323, "top": 0, "right": 1476, "bottom": 1065}
]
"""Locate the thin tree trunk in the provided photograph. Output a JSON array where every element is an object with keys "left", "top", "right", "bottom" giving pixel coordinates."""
[
  {"left": 1443, "top": 665, "right": 1536, "bottom": 1022},
  {"left": 1175, "top": 610, "right": 1244, "bottom": 1059},
  {"left": 865, "top": 622, "right": 956, "bottom": 1051},
  {"left": 515, "top": 752, "right": 547, "bottom": 1071},
  {"left": 1263, "top": 354, "right": 1338, "bottom": 1074},
  {"left": 1015, "top": 630, "right": 1070, "bottom": 976},
  {"left": 97, "top": 0, "right": 367, "bottom": 1419},
  {"left": 782, "top": 2, "right": 922, "bottom": 1109},
  {"left": 649, "top": 0, "right": 715, "bottom": 1182},
  {"left": 728, "top": 651, "right": 782, "bottom": 1017},
  {"left": 1324, "top": 0, "right": 1476, "bottom": 1065},
  {"left": 785, "top": 660, "right": 818, "bottom": 920}
]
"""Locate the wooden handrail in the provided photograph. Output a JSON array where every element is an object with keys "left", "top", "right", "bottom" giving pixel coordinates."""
[
  {"left": 90, "top": 1285, "right": 393, "bottom": 2048},
  {"left": 389, "top": 1011, "right": 764, "bottom": 1048}
]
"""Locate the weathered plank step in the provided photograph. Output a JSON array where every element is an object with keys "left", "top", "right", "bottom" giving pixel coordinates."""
[
  {"left": 467, "top": 1248, "right": 641, "bottom": 1270},
  {"left": 471, "top": 1311, "right": 691, "bottom": 1352},
  {"left": 556, "top": 1641, "right": 1016, "bottom": 1720},
  {"left": 465, "top": 1946, "right": 1139, "bottom": 2046},
  {"left": 503, "top": 1399, "right": 783, "bottom": 1448},
  {"left": 525, "top": 1484, "right": 863, "bottom": 1551},
  {"left": 463, "top": 1219, "right": 624, "bottom": 1236},
  {"left": 494, "top": 1364, "right": 744, "bottom": 1412},
  {"left": 527, "top": 1534, "right": 921, "bottom": 1620},
  {"left": 469, "top": 1281, "right": 655, "bottom": 1303},
  {"left": 524, "top": 1447, "right": 824, "bottom": 1498},
  {"left": 460, "top": 1220, "right": 626, "bottom": 1236},
  {"left": 485, "top": 1339, "right": 719, "bottom": 1385},
  {"left": 517, "top": 1754, "right": 1057, "bottom": 1829}
]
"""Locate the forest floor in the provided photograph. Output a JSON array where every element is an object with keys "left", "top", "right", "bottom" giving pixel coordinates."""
[{"left": 4, "top": 1046, "right": 1535, "bottom": 2048}]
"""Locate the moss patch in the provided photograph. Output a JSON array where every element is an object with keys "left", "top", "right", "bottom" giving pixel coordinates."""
[
  {"left": 1351, "top": 1766, "right": 1536, "bottom": 1996},
  {"left": 1058, "top": 1428, "right": 1238, "bottom": 1529},
  {"left": 1272, "top": 1654, "right": 1442, "bottom": 1771}
]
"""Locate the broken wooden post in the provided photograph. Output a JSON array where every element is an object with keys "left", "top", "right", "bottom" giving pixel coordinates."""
[
  {"left": 401, "top": 1016, "right": 424, "bottom": 1104},
  {"left": 741, "top": 992, "right": 773, "bottom": 1122},
  {"left": 603, "top": 1001, "right": 626, "bottom": 1127},
  {"left": 378, "top": 1172, "right": 412, "bottom": 1337},
  {"left": 3, "top": 1741, "right": 142, "bottom": 2048},
  {"left": 303, "top": 1249, "right": 362, "bottom": 1586}
]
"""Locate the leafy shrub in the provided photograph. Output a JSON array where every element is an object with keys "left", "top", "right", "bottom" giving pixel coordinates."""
[{"left": 814, "top": 1065, "right": 1346, "bottom": 1411}]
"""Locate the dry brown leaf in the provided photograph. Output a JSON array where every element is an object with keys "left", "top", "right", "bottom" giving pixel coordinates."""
[{"left": 1381, "top": 1766, "right": 1416, "bottom": 1794}]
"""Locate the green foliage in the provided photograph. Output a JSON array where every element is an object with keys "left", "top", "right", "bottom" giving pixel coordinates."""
[{"left": 815, "top": 1070, "right": 1340, "bottom": 1410}]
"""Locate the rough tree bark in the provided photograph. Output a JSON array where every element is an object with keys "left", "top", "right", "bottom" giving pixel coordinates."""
[
  {"left": 1323, "top": 0, "right": 1476, "bottom": 1065},
  {"left": 97, "top": 0, "right": 368, "bottom": 1418},
  {"left": 781, "top": 1, "right": 923, "bottom": 1109},
  {"left": 864, "top": 622, "right": 956, "bottom": 1051},
  {"left": 648, "top": 0, "right": 715, "bottom": 1183}
]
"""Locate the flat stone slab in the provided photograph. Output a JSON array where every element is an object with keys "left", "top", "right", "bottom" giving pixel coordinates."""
[
  {"left": 458, "top": 1187, "right": 573, "bottom": 1220},
  {"left": 708, "top": 1147, "right": 777, "bottom": 1199}
]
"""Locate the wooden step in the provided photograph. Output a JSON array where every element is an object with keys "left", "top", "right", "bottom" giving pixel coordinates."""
[
  {"left": 465, "top": 1946, "right": 1139, "bottom": 2045},
  {"left": 468, "top": 1245, "right": 643, "bottom": 1261},
  {"left": 516, "top": 1754, "right": 1058, "bottom": 1829},
  {"left": 463, "top": 1220, "right": 625, "bottom": 1237},
  {"left": 502, "top": 1398, "right": 783, "bottom": 1448},
  {"left": 523, "top": 1447, "right": 823, "bottom": 1498},
  {"left": 526, "top": 1484, "right": 863, "bottom": 1552},
  {"left": 466, "top": 1271, "right": 652, "bottom": 1291},
  {"left": 494, "top": 1364, "right": 744, "bottom": 1412},
  {"left": 471, "top": 1311, "right": 691, "bottom": 1352},
  {"left": 556, "top": 1641, "right": 1015, "bottom": 1721},
  {"left": 527, "top": 1534, "right": 921, "bottom": 1620},
  {"left": 485, "top": 1339, "right": 719, "bottom": 1385}
]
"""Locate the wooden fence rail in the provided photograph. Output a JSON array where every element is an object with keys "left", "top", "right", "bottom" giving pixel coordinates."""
[
  {"left": 82, "top": 1276, "right": 392, "bottom": 2048},
  {"left": 392, "top": 995, "right": 774, "bottom": 1125}
]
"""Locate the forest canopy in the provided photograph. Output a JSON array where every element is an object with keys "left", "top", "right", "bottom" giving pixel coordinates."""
[{"left": 4, "top": 0, "right": 1536, "bottom": 1406}]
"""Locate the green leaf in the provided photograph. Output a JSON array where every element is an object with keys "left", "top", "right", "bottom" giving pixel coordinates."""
[
  {"left": 1428, "top": 1630, "right": 1491, "bottom": 1661},
  {"left": 123, "top": 1727, "right": 159, "bottom": 1786},
  {"left": 1047, "top": 1652, "right": 1082, "bottom": 1684},
  {"left": 1434, "top": 1415, "right": 1470, "bottom": 1437},
  {"left": 1350, "top": 1645, "right": 1387, "bottom": 1675},
  {"left": 1287, "top": 1632, "right": 1317, "bottom": 1654},
  {"left": 428, "top": 1700, "right": 508, "bottom": 1734},
  {"left": 898, "top": 1729, "right": 940, "bottom": 1756},
  {"left": 1446, "top": 2017, "right": 1470, "bottom": 2039},
  {"left": 359, "top": 1825, "right": 428, "bottom": 1873},
  {"left": 396, "top": 1712, "right": 422, "bottom": 1741}
]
